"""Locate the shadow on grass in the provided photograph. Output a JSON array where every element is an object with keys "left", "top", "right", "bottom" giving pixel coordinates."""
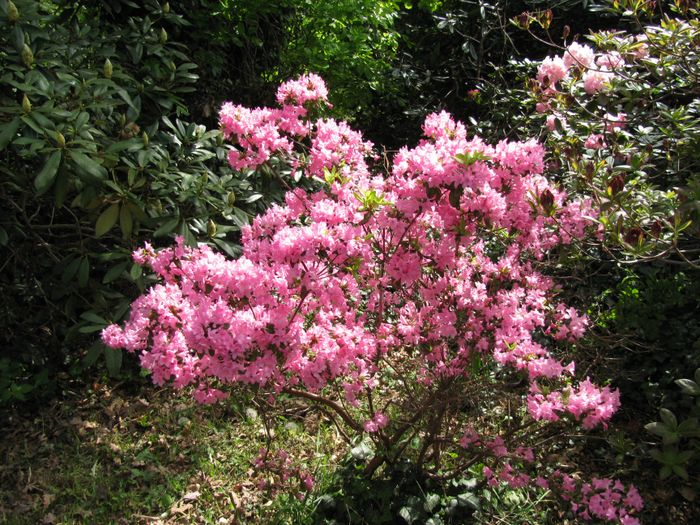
[{"left": 0, "top": 379, "right": 330, "bottom": 525}]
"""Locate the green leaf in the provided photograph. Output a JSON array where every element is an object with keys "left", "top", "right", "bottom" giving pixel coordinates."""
[
  {"left": 77, "top": 257, "right": 90, "bottom": 287},
  {"left": 62, "top": 257, "right": 81, "bottom": 283},
  {"left": 129, "top": 263, "right": 143, "bottom": 281},
  {"left": 80, "top": 312, "right": 108, "bottom": 325},
  {"left": 153, "top": 216, "right": 179, "bottom": 237},
  {"left": 83, "top": 341, "right": 105, "bottom": 367},
  {"left": 0, "top": 117, "right": 20, "bottom": 151},
  {"left": 672, "top": 464, "right": 689, "bottom": 480},
  {"left": 34, "top": 151, "right": 62, "bottom": 195},
  {"left": 103, "top": 261, "right": 130, "bottom": 283},
  {"left": 54, "top": 170, "right": 69, "bottom": 208},
  {"left": 79, "top": 324, "right": 107, "bottom": 334},
  {"left": 660, "top": 408, "right": 678, "bottom": 428},
  {"left": 104, "top": 347, "right": 122, "bottom": 377},
  {"left": 676, "top": 379, "right": 700, "bottom": 396},
  {"left": 95, "top": 203, "right": 120, "bottom": 237},
  {"left": 69, "top": 151, "right": 108, "bottom": 180},
  {"left": 119, "top": 205, "right": 133, "bottom": 239},
  {"left": 180, "top": 221, "right": 197, "bottom": 247}
]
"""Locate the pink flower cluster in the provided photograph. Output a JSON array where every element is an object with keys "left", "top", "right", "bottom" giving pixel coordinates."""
[
  {"left": 106, "top": 93, "right": 607, "bottom": 427},
  {"left": 527, "top": 378, "right": 621, "bottom": 429},
  {"left": 463, "top": 428, "right": 641, "bottom": 524},
  {"left": 534, "top": 41, "right": 627, "bottom": 106},
  {"left": 553, "top": 472, "right": 643, "bottom": 524},
  {"left": 219, "top": 73, "right": 333, "bottom": 171},
  {"left": 103, "top": 75, "right": 638, "bottom": 523}
]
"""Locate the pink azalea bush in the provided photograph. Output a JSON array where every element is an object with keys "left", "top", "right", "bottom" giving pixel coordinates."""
[{"left": 103, "top": 74, "right": 642, "bottom": 523}]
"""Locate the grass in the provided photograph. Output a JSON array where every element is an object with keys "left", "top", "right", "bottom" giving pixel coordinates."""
[
  {"left": 2, "top": 375, "right": 698, "bottom": 524},
  {"left": 0, "top": 378, "right": 344, "bottom": 524}
]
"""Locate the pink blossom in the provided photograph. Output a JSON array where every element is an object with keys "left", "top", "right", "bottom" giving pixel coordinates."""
[
  {"left": 537, "top": 56, "right": 569, "bottom": 86},
  {"left": 563, "top": 42, "right": 595, "bottom": 69},
  {"left": 605, "top": 113, "right": 627, "bottom": 132},
  {"left": 585, "top": 134, "right": 607, "bottom": 149},
  {"left": 583, "top": 69, "right": 614, "bottom": 94}
]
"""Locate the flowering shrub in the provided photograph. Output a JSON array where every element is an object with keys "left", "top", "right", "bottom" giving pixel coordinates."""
[
  {"left": 527, "top": 0, "right": 700, "bottom": 265},
  {"left": 103, "top": 74, "right": 642, "bottom": 523}
]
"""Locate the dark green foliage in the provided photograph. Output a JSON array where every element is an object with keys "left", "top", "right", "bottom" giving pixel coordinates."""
[
  {"left": 0, "top": 0, "right": 290, "bottom": 404},
  {"left": 601, "top": 266, "right": 700, "bottom": 408},
  {"left": 313, "top": 458, "right": 479, "bottom": 525}
]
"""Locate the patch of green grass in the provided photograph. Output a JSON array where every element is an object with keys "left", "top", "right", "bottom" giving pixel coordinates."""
[{"left": 0, "top": 381, "right": 344, "bottom": 524}]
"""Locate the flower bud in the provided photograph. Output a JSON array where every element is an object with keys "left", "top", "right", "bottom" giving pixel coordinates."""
[
  {"left": 7, "top": 0, "right": 19, "bottom": 22},
  {"left": 607, "top": 174, "right": 625, "bottom": 196},
  {"left": 539, "top": 189, "right": 555, "bottom": 214},
  {"left": 55, "top": 131, "right": 66, "bottom": 148},
  {"left": 163, "top": 2, "right": 170, "bottom": 13},
  {"left": 207, "top": 219, "right": 217, "bottom": 237},
  {"left": 119, "top": 113, "right": 126, "bottom": 127},
  {"left": 623, "top": 227, "right": 644, "bottom": 246},
  {"left": 142, "top": 131, "right": 149, "bottom": 147},
  {"left": 227, "top": 191, "right": 236, "bottom": 206},
  {"left": 159, "top": 28, "right": 168, "bottom": 44},
  {"left": 22, "top": 94, "right": 31, "bottom": 113},
  {"left": 103, "top": 58, "right": 113, "bottom": 79},
  {"left": 21, "top": 44, "right": 33, "bottom": 67},
  {"left": 562, "top": 25, "right": 570, "bottom": 40},
  {"left": 169, "top": 60, "right": 176, "bottom": 72},
  {"left": 517, "top": 11, "right": 530, "bottom": 29}
]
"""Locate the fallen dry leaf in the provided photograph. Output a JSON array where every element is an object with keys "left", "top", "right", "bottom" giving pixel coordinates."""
[{"left": 42, "top": 493, "right": 55, "bottom": 509}]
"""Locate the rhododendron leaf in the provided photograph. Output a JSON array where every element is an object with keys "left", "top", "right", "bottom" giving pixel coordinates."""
[
  {"left": 70, "top": 151, "right": 107, "bottom": 180},
  {"left": 104, "top": 347, "right": 122, "bottom": 377},
  {"left": 80, "top": 312, "right": 107, "bottom": 325},
  {"left": 129, "top": 263, "right": 143, "bottom": 281},
  {"left": 0, "top": 116, "right": 20, "bottom": 151},
  {"left": 672, "top": 464, "right": 689, "bottom": 480},
  {"left": 83, "top": 341, "right": 104, "bottom": 367},
  {"left": 79, "top": 324, "right": 107, "bottom": 334},
  {"left": 102, "top": 261, "right": 129, "bottom": 284},
  {"left": 54, "top": 170, "right": 69, "bottom": 208},
  {"left": 34, "top": 151, "right": 62, "bottom": 195},
  {"left": 77, "top": 257, "right": 89, "bottom": 287},
  {"left": 119, "top": 205, "right": 133, "bottom": 239},
  {"left": 153, "top": 216, "right": 179, "bottom": 237},
  {"left": 95, "top": 204, "right": 120, "bottom": 237},
  {"left": 179, "top": 222, "right": 197, "bottom": 247}
]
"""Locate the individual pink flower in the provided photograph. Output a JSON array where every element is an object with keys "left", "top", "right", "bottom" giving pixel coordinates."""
[
  {"left": 604, "top": 113, "right": 626, "bottom": 132},
  {"left": 585, "top": 133, "right": 606, "bottom": 149},
  {"left": 536, "top": 102, "right": 550, "bottom": 114}
]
